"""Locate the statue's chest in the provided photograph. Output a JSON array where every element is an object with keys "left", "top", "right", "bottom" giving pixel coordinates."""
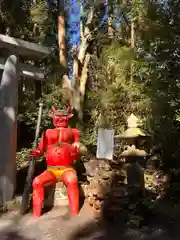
[
  {"left": 58, "top": 129, "right": 74, "bottom": 143},
  {"left": 47, "top": 128, "right": 74, "bottom": 145}
]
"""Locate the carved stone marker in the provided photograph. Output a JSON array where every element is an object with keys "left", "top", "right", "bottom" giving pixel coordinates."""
[
  {"left": 0, "top": 54, "right": 19, "bottom": 204},
  {"left": 96, "top": 128, "right": 115, "bottom": 160}
]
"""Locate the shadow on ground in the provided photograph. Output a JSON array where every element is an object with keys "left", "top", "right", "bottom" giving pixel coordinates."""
[
  {"left": 69, "top": 196, "right": 180, "bottom": 240},
  {"left": 69, "top": 159, "right": 180, "bottom": 240},
  {"left": 0, "top": 230, "right": 36, "bottom": 240},
  {"left": 69, "top": 215, "right": 180, "bottom": 240}
]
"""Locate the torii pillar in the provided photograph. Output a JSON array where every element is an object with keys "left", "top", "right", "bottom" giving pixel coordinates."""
[{"left": 0, "top": 34, "right": 51, "bottom": 206}]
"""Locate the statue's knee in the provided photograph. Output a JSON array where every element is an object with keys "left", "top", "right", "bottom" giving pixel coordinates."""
[
  {"left": 32, "top": 177, "right": 42, "bottom": 189},
  {"left": 64, "top": 171, "right": 78, "bottom": 185}
]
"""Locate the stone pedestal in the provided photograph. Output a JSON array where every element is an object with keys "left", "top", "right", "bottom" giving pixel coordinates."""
[
  {"left": 44, "top": 181, "right": 68, "bottom": 208},
  {"left": 54, "top": 182, "right": 68, "bottom": 206},
  {"left": 125, "top": 163, "right": 144, "bottom": 188}
]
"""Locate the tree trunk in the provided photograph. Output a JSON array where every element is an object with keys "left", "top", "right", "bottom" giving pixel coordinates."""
[
  {"left": 58, "top": 2, "right": 94, "bottom": 120},
  {"left": 58, "top": 0, "right": 70, "bottom": 88},
  {"left": 131, "top": 20, "right": 135, "bottom": 49},
  {"left": 35, "top": 81, "right": 42, "bottom": 100},
  {"left": 58, "top": 14, "right": 67, "bottom": 70},
  {"left": 130, "top": 2, "right": 136, "bottom": 83}
]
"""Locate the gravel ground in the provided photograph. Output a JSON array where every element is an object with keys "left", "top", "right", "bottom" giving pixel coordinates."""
[
  {"left": 0, "top": 202, "right": 180, "bottom": 240},
  {"left": 0, "top": 203, "right": 96, "bottom": 240}
]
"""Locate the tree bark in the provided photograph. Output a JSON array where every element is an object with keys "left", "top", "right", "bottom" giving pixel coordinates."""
[
  {"left": 58, "top": 14, "right": 67, "bottom": 70},
  {"left": 130, "top": 1, "right": 136, "bottom": 83},
  {"left": 59, "top": 3, "right": 94, "bottom": 120},
  {"left": 71, "top": 6, "right": 94, "bottom": 120},
  {"left": 80, "top": 53, "right": 91, "bottom": 99},
  {"left": 131, "top": 20, "right": 135, "bottom": 49},
  {"left": 58, "top": 0, "right": 70, "bottom": 88}
]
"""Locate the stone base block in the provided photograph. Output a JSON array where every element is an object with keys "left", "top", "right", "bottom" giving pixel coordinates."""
[{"left": 44, "top": 182, "right": 68, "bottom": 208}]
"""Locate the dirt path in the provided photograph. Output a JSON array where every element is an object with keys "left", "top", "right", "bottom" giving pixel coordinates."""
[
  {"left": 0, "top": 203, "right": 96, "bottom": 240},
  {"left": 0, "top": 202, "right": 180, "bottom": 240}
]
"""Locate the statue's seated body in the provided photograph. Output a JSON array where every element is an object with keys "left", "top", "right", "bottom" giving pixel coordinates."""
[{"left": 31, "top": 105, "right": 81, "bottom": 218}]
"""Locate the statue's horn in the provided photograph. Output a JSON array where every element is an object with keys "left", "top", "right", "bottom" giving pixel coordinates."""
[
  {"left": 48, "top": 110, "right": 54, "bottom": 118},
  {"left": 52, "top": 106, "right": 56, "bottom": 113},
  {"left": 66, "top": 104, "right": 71, "bottom": 113}
]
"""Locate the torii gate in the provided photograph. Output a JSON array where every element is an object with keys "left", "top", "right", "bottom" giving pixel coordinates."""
[{"left": 0, "top": 34, "right": 51, "bottom": 206}]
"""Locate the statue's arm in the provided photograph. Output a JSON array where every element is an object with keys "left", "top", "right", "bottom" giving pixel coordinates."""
[
  {"left": 72, "top": 129, "right": 87, "bottom": 159},
  {"left": 31, "top": 130, "right": 48, "bottom": 157}
]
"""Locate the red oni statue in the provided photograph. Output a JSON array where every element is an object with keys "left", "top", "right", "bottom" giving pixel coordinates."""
[{"left": 31, "top": 105, "right": 81, "bottom": 218}]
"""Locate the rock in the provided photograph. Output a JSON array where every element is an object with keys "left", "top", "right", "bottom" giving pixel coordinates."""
[
  {"left": 82, "top": 158, "right": 141, "bottom": 219},
  {"left": 44, "top": 182, "right": 68, "bottom": 208},
  {"left": 93, "top": 200, "right": 101, "bottom": 210},
  {"left": 106, "top": 205, "right": 123, "bottom": 212},
  {"left": 93, "top": 209, "right": 101, "bottom": 219},
  {"left": 86, "top": 196, "right": 96, "bottom": 206}
]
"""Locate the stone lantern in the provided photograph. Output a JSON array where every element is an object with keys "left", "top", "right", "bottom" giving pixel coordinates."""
[{"left": 118, "top": 114, "right": 149, "bottom": 189}]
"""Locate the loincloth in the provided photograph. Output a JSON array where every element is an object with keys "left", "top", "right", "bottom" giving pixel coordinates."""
[{"left": 47, "top": 166, "right": 76, "bottom": 177}]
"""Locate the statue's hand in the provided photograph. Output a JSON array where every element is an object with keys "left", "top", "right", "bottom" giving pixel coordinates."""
[
  {"left": 30, "top": 149, "right": 42, "bottom": 158},
  {"left": 79, "top": 143, "right": 88, "bottom": 156},
  {"left": 72, "top": 142, "right": 88, "bottom": 157}
]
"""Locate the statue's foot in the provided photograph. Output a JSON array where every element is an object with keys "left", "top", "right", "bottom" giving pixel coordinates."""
[
  {"left": 32, "top": 213, "right": 41, "bottom": 218},
  {"left": 33, "top": 215, "right": 40, "bottom": 219},
  {"left": 62, "top": 210, "right": 78, "bottom": 221}
]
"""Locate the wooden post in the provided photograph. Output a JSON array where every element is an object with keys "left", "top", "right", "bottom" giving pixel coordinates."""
[{"left": 0, "top": 54, "right": 19, "bottom": 205}]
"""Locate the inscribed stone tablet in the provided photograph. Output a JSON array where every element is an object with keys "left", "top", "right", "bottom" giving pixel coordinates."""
[{"left": 96, "top": 128, "right": 114, "bottom": 160}]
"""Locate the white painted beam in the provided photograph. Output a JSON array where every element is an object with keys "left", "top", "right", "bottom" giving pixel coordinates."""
[
  {"left": 0, "top": 57, "right": 45, "bottom": 80},
  {"left": 0, "top": 34, "right": 51, "bottom": 61}
]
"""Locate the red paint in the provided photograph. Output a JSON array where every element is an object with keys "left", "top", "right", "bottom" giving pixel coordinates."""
[{"left": 31, "top": 105, "right": 81, "bottom": 218}]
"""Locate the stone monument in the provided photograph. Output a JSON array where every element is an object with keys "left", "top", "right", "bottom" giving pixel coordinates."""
[{"left": 118, "top": 114, "right": 149, "bottom": 189}]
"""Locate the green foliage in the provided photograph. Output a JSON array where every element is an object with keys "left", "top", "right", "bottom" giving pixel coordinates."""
[
  {"left": 18, "top": 84, "right": 69, "bottom": 131},
  {"left": 30, "top": 1, "right": 48, "bottom": 25},
  {"left": 16, "top": 148, "right": 30, "bottom": 170},
  {"left": 81, "top": 0, "right": 180, "bottom": 167},
  {"left": 0, "top": 0, "right": 32, "bottom": 39},
  {"left": 83, "top": 40, "right": 151, "bottom": 146}
]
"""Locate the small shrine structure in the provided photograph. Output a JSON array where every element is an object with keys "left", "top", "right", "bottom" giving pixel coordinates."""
[{"left": 0, "top": 34, "right": 51, "bottom": 206}]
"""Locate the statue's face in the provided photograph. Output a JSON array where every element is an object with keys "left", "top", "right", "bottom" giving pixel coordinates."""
[
  {"left": 49, "top": 106, "right": 73, "bottom": 128},
  {"left": 53, "top": 114, "right": 69, "bottom": 128}
]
